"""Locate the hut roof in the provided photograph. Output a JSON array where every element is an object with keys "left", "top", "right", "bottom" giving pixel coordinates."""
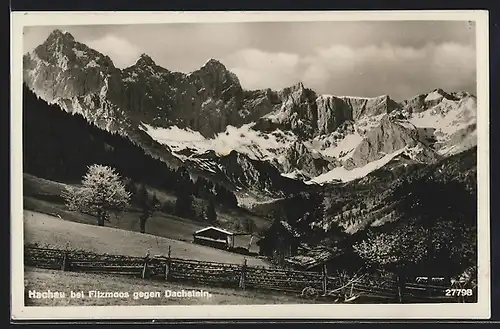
[
  {"left": 194, "top": 226, "right": 234, "bottom": 236},
  {"left": 285, "top": 246, "right": 344, "bottom": 270}
]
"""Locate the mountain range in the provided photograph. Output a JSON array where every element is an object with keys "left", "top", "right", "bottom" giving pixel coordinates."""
[{"left": 23, "top": 29, "right": 478, "bottom": 206}]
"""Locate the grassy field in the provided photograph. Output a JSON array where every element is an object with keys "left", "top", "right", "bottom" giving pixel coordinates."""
[
  {"left": 24, "top": 197, "right": 208, "bottom": 244},
  {"left": 24, "top": 210, "right": 270, "bottom": 267},
  {"left": 23, "top": 173, "right": 268, "bottom": 253},
  {"left": 20, "top": 174, "right": 319, "bottom": 306},
  {"left": 24, "top": 267, "right": 312, "bottom": 306}
]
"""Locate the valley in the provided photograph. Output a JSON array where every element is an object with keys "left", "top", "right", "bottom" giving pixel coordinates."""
[
  {"left": 20, "top": 28, "right": 479, "bottom": 287},
  {"left": 23, "top": 29, "right": 477, "bottom": 203}
]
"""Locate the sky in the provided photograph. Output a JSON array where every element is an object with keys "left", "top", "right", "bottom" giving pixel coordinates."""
[{"left": 23, "top": 21, "right": 477, "bottom": 101}]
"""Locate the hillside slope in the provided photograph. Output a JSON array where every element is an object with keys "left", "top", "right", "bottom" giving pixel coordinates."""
[
  {"left": 24, "top": 210, "right": 268, "bottom": 266},
  {"left": 23, "top": 29, "right": 478, "bottom": 198},
  {"left": 253, "top": 146, "right": 476, "bottom": 238},
  {"left": 23, "top": 85, "right": 270, "bottom": 233}
]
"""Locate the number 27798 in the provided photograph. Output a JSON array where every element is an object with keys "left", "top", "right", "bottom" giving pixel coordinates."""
[{"left": 445, "top": 288, "right": 473, "bottom": 297}]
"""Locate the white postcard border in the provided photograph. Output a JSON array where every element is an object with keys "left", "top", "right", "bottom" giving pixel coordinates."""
[{"left": 10, "top": 10, "right": 491, "bottom": 320}]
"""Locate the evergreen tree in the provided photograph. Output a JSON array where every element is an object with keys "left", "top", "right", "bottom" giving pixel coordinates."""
[
  {"left": 136, "top": 183, "right": 149, "bottom": 208},
  {"left": 174, "top": 188, "right": 194, "bottom": 219},
  {"left": 133, "top": 183, "right": 160, "bottom": 233},
  {"left": 124, "top": 179, "right": 137, "bottom": 199},
  {"left": 214, "top": 184, "right": 238, "bottom": 208},
  {"left": 206, "top": 199, "right": 217, "bottom": 224}
]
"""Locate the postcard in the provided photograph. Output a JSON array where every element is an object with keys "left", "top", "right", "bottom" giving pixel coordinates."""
[{"left": 10, "top": 10, "right": 490, "bottom": 320}]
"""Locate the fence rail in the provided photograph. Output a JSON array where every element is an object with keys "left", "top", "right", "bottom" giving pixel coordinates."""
[{"left": 24, "top": 246, "right": 476, "bottom": 303}]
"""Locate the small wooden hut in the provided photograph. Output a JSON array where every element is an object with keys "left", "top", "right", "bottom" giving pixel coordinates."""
[{"left": 193, "top": 226, "right": 234, "bottom": 250}]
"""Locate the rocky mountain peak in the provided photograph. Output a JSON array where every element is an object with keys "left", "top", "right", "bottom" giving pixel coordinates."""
[
  {"left": 452, "top": 91, "right": 476, "bottom": 99},
  {"left": 202, "top": 58, "right": 227, "bottom": 70},
  {"left": 45, "top": 29, "right": 75, "bottom": 44},
  {"left": 23, "top": 31, "right": 478, "bottom": 190},
  {"left": 190, "top": 58, "right": 241, "bottom": 88},
  {"left": 134, "top": 53, "right": 157, "bottom": 68},
  {"left": 293, "top": 81, "right": 305, "bottom": 90},
  {"left": 279, "top": 81, "right": 310, "bottom": 96},
  {"left": 23, "top": 29, "right": 121, "bottom": 103},
  {"left": 193, "top": 58, "right": 232, "bottom": 78},
  {"left": 399, "top": 87, "right": 469, "bottom": 114},
  {"left": 29, "top": 29, "right": 117, "bottom": 72},
  {"left": 34, "top": 29, "right": 78, "bottom": 62},
  {"left": 427, "top": 88, "right": 457, "bottom": 101}
]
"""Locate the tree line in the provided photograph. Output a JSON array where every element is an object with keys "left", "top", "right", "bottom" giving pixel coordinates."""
[
  {"left": 259, "top": 148, "right": 477, "bottom": 284},
  {"left": 23, "top": 84, "right": 238, "bottom": 211}
]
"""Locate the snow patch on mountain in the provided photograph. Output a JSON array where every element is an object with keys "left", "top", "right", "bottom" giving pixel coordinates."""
[
  {"left": 409, "top": 96, "right": 477, "bottom": 154},
  {"left": 263, "top": 110, "right": 291, "bottom": 123},
  {"left": 410, "top": 98, "right": 476, "bottom": 134},
  {"left": 424, "top": 90, "right": 445, "bottom": 102},
  {"left": 140, "top": 124, "right": 206, "bottom": 144},
  {"left": 308, "top": 148, "right": 406, "bottom": 184},
  {"left": 281, "top": 170, "right": 306, "bottom": 179},
  {"left": 310, "top": 133, "right": 363, "bottom": 159},
  {"left": 439, "top": 128, "right": 477, "bottom": 155},
  {"left": 86, "top": 60, "right": 99, "bottom": 68},
  {"left": 139, "top": 122, "right": 297, "bottom": 162},
  {"left": 338, "top": 95, "right": 376, "bottom": 100},
  {"left": 73, "top": 48, "right": 87, "bottom": 58}
]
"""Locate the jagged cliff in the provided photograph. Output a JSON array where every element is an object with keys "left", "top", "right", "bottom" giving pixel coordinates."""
[{"left": 23, "top": 29, "right": 478, "bottom": 199}]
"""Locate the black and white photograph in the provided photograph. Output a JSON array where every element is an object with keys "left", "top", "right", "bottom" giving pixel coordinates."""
[{"left": 10, "top": 11, "right": 490, "bottom": 320}]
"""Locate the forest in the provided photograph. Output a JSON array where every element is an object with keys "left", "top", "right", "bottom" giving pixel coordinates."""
[
  {"left": 22, "top": 84, "right": 239, "bottom": 211},
  {"left": 258, "top": 146, "right": 478, "bottom": 278}
]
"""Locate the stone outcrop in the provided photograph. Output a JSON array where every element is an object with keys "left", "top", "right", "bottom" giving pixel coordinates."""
[
  {"left": 344, "top": 115, "right": 441, "bottom": 170},
  {"left": 280, "top": 141, "right": 336, "bottom": 177},
  {"left": 23, "top": 29, "right": 478, "bottom": 189}
]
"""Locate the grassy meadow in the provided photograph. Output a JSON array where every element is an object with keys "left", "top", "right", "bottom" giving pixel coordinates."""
[{"left": 23, "top": 173, "right": 268, "bottom": 253}]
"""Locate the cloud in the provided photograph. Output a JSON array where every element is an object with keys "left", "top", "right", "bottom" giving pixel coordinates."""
[
  {"left": 84, "top": 34, "right": 142, "bottom": 68},
  {"left": 301, "top": 42, "right": 476, "bottom": 100},
  {"left": 223, "top": 49, "right": 301, "bottom": 90},
  {"left": 223, "top": 42, "right": 476, "bottom": 100},
  {"left": 23, "top": 22, "right": 476, "bottom": 100}
]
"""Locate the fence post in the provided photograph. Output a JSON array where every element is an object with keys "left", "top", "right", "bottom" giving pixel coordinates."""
[
  {"left": 61, "top": 252, "right": 68, "bottom": 271},
  {"left": 322, "top": 264, "right": 328, "bottom": 295},
  {"left": 61, "top": 242, "right": 71, "bottom": 271},
  {"left": 165, "top": 245, "right": 172, "bottom": 282},
  {"left": 239, "top": 258, "right": 247, "bottom": 290},
  {"left": 428, "top": 275, "right": 433, "bottom": 298},
  {"left": 396, "top": 274, "right": 405, "bottom": 303},
  {"left": 142, "top": 251, "right": 150, "bottom": 279}
]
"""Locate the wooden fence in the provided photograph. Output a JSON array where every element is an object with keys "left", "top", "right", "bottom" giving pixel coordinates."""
[{"left": 24, "top": 246, "right": 476, "bottom": 303}]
